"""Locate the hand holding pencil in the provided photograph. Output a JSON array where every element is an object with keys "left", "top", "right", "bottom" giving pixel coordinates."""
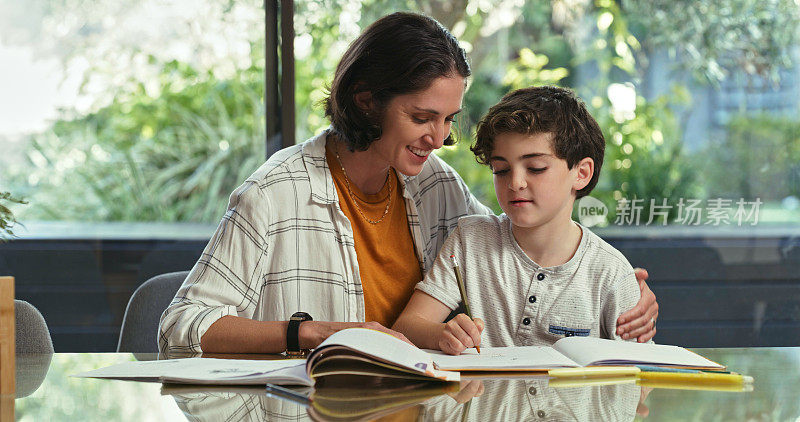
[
  {"left": 439, "top": 313, "right": 484, "bottom": 355},
  {"left": 438, "top": 255, "right": 484, "bottom": 355}
]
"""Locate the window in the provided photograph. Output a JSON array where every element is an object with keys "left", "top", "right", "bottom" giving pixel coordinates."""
[{"left": 291, "top": 0, "right": 800, "bottom": 347}]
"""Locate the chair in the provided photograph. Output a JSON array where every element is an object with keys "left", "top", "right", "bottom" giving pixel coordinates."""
[
  {"left": 117, "top": 271, "right": 188, "bottom": 353},
  {"left": 14, "top": 300, "right": 54, "bottom": 399},
  {"left": 15, "top": 300, "right": 53, "bottom": 355}
]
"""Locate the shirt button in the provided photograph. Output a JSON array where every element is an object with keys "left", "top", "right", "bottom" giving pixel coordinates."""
[
  {"left": 528, "top": 295, "right": 536, "bottom": 303},
  {"left": 528, "top": 386, "right": 537, "bottom": 395},
  {"left": 537, "top": 273, "right": 545, "bottom": 281},
  {"left": 537, "top": 410, "right": 546, "bottom": 418},
  {"left": 523, "top": 317, "right": 531, "bottom": 325}
]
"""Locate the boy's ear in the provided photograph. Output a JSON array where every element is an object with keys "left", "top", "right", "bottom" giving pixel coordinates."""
[{"left": 573, "top": 157, "right": 594, "bottom": 192}]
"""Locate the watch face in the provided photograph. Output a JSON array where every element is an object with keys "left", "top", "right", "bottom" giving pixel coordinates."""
[{"left": 291, "top": 312, "right": 313, "bottom": 322}]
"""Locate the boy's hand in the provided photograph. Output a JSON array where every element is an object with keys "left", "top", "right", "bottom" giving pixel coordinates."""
[
  {"left": 447, "top": 380, "right": 485, "bottom": 403},
  {"left": 439, "top": 313, "right": 484, "bottom": 355}
]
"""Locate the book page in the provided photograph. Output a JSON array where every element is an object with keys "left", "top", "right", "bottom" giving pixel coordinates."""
[
  {"left": 308, "top": 328, "right": 459, "bottom": 381},
  {"left": 74, "top": 357, "right": 311, "bottom": 386},
  {"left": 427, "top": 346, "right": 579, "bottom": 371},
  {"left": 553, "top": 337, "right": 724, "bottom": 369},
  {"left": 73, "top": 358, "right": 190, "bottom": 381},
  {"left": 161, "top": 359, "right": 310, "bottom": 385}
]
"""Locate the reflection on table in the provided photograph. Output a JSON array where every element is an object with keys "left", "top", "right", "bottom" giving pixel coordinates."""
[
  {"left": 14, "top": 347, "right": 800, "bottom": 421},
  {"left": 164, "top": 377, "right": 641, "bottom": 422}
]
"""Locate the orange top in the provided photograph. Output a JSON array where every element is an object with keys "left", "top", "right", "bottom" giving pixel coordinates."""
[{"left": 326, "top": 144, "right": 423, "bottom": 327}]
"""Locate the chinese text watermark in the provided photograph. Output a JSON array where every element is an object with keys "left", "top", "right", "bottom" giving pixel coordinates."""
[{"left": 577, "top": 197, "right": 762, "bottom": 227}]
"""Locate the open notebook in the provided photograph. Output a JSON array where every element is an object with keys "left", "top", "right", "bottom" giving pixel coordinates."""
[
  {"left": 430, "top": 336, "right": 724, "bottom": 371},
  {"left": 76, "top": 330, "right": 722, "bottom": 385},
  {"left": 75, "top": 328, "right": 458, "bottom": 385}
]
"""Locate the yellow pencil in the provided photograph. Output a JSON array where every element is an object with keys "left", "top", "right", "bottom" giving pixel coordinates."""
[
  {"left": 548, "top": 366, "right": 641, "bottom": 378},
  {"left": 451, "top": 254, "right": 480, "bottom": 353},
  {"left": 638, "top": 371, "right": 753, "bottom": 385},
  {"left": 636, "top": 379, "right": 754, "bottom": 392},
  {"left": 548, "top": 375, "right": 638, "bottom": 388}
]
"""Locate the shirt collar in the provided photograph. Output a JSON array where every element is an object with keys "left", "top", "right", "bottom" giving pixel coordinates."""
[{"left": 302, "top": 129, "right": 338, "bottom": 205}]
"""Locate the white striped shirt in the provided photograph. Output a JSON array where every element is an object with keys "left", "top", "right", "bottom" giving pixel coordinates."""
[{"left": 158, "top": 130, "right": 491, "bottom": 354}]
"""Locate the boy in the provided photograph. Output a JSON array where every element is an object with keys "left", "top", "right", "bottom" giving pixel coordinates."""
[{"left": 393, "top": 86, "right": 642, "bottom": 355}]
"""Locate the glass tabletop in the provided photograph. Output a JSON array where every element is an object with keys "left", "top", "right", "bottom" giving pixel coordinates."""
[{"left": 13, "top": 347, "right": 800, "bottom": 421}]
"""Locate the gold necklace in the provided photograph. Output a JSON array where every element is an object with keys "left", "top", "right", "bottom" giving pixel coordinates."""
[{"left": 334, "top": 144, "right": 394, "bottom": 225}]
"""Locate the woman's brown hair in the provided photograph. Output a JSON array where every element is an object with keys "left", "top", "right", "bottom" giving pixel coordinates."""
[{"left": 324, "top": 12, "right": 470, "bottom": 151}]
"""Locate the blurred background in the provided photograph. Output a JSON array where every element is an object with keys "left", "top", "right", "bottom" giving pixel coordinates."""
[{"left": 1, "top": 0, "right": 799, "bottom": 352}]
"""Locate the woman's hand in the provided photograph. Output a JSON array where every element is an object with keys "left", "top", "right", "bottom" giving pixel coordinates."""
[
  {"left": 299, "top": 321, "right": 412, "bottom": 349},
  {"left": 616, "top": 268, "right": 659, "bottom": 342},
  {"left": 438, "top": 313, "right": 484, "bottom": 355}
]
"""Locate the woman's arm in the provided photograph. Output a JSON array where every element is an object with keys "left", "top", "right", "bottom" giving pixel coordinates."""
[
  {"left": 158, "top": 181, "right": 274, "bottom": 354},
  {"left": 200, "top": 316, "right": 411, "bottom": 353},
  {"left": 616, "top": 268, "right": 659, "bottom": 342}
]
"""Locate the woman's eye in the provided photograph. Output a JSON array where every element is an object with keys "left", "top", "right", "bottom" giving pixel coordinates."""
[
  {"left": 412, "top": 117, "right": 429, "bottom": 124},
  {"left": 492, "top": 169, "right": 510, "bottom": 175},
  {"left": 445, "top": 117, "right": 457, "bottom": 123}
]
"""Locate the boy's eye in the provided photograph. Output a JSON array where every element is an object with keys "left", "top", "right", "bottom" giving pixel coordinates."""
[
  {"left": 492, "top": 169, "right": 510, "bottom": 175},
  {"left": 528, "top": 167, "right": 547, "bottom": 173}
]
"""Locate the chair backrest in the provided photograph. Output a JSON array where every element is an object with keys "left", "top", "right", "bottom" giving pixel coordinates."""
[
  {"left": 117, "top": 271, "right": 188, "bottom": 353},
  {"left": 15, "top": 300, "right": 54, "bottom": 354}
]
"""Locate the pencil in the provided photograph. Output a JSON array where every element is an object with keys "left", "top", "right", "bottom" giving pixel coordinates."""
[
  {"left": 265, "top": 383, "right": 311, "bottom": 406},
  {"left": 548, "top": 366, "right": 641, "bottom": 378},
  {"left": 637, "top": 371, "right": 754, "bottom": 385},
  {"left": 451, "top": 254, "right": 480, "bottom": 353}
]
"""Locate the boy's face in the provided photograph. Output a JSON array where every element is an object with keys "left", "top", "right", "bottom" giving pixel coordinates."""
[{"left": 489, "top": 132, "right": 592, "bottom": 230}]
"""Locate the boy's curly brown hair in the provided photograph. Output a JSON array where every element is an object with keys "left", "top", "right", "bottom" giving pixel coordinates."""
[{"left": 471, "top": 86, "right": 605, "bottom": 199}]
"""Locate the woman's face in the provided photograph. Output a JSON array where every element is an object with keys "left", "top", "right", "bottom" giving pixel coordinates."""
[{"left": 368, "top": 75, "right": 465, "bottom": 177}]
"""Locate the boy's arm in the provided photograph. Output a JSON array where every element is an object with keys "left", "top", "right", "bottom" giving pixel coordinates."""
[
  {"left": 393, "top": 290, "right": 484, "bottom": 354},
  {"left": 603, "top": 272, "right": 647, "bottom": 342}
]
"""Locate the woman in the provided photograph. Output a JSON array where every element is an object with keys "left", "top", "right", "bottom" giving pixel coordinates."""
[{"left": 159, "top": 12, "right": 657, "bottom": 355}]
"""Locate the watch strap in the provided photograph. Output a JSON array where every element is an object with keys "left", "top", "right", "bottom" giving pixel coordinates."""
[{"left": 287, "top": 312, "right": 313, "bottom": 354}]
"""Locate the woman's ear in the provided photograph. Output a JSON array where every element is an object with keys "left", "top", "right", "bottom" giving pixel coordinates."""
[
  {"left": 573, "top": 157, "right": 594, "bottom": 191},
  {"left": 353, "top": 88, "right": 373, "bottom": 113}
]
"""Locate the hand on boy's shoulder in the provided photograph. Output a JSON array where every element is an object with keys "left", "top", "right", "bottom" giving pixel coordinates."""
[{"left": 616, "top": 268, "right": 658, "bottom": 343}]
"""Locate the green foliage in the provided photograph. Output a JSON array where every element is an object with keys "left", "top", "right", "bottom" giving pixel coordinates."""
[
  {"left": 0, "top": 191, "right": 27, "bottom": 240},
  {"left": 705, "top": 114, "right": 800, "bottom": 201},
  {"left": 8, "top": 54, "right": 266, "bottom": 223},
  {"left": 563, "top": 1, "right": 701, "bottom": 225},
  {"left": 622, "top": 0, "right": 800, "bottom": 84},
  {"left": 590, "top": 86, "right": 702, "bottom": 224},
  {"left": 6, "top": 0, "right": 794, "bottom": 226}
]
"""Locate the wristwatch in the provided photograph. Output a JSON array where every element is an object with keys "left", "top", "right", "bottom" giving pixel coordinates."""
[{"left": 286, "top": 312, "right": 313, "bottom": 356}]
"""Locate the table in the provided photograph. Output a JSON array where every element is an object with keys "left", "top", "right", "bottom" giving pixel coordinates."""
[{"left": 13, "top": 347, "right": 800, "bottom": 421}]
